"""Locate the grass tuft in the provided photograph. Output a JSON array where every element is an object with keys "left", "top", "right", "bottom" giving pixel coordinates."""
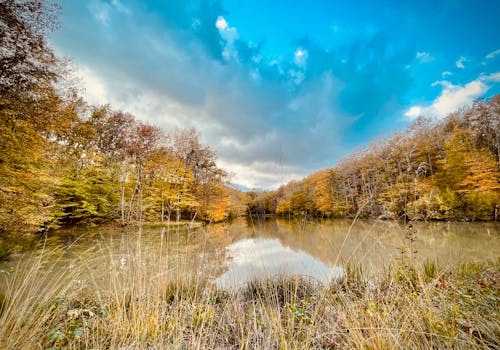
[{"left": 242, "top": 275, "right": 317, "bottom": 306}]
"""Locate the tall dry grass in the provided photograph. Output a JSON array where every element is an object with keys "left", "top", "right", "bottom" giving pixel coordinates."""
[{"left": 0, "top": 224, "right": 498, "bottom": 349}]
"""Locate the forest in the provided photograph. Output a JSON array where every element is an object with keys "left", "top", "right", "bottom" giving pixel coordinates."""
[
  {"left": 249, "top": 96, "right": 500, "bottom": 221},
  {"left": 1, "top": 1, "right": 500, "bottom": 238},
  {"left": 0, "top": 0, "right": 242, "bottom": 235}
]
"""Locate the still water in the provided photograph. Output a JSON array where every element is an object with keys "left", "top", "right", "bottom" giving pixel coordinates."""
[{"left": 3, "top": 218, "right": 500, "bottom": 289}]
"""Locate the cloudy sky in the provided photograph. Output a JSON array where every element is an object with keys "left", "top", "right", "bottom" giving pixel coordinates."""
[{"left": 51, "top": 0, "right": 500, "bottom": 190}]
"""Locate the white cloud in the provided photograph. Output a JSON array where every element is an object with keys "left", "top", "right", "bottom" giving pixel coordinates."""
[
  {"left": 294, "top": 48, "right": 308, "bottom": 67},
  {"left": 215, "top": 16, "right": 239, "bottom": 61},
  {"left": 416, "top": 51, "right": 434, "bottom": 63},
  {"left": 75, "top": 65, "right": 108, "bottom": 105},
  {"left": 485, "top": 49, "right": 500, "bottom": 60},
  {"left": 456, "top": 56, "right": 466, "bottom": 69},
  {"left": 441, "top": 71, "right": 452, "bottom": 77},
  {"left": 431, "top": 80, "right": 485, "bottom": 116},
  {"left": 481, "top": 72, "right": 500, "bottom": 82},
  {"left": 405, "top": 72, "right": 499, "bottom": 119},
  {"left": 220, "top": 160, "right": 301, "bottom": 190},
  {"left": 431, "top": 80, "right": 452, "bottom": 88},
  {"left": 404, "top": 106, "right": 423, "bottom": 119},
  {"left": 215, "top": 16, "right": 228, "bottom": 30}
]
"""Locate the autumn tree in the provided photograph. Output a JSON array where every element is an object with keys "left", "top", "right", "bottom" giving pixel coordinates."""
[
  {"left": 52, "top": 105, "right": 133, "bottom": 226},
  {"left": 0, "top": 0, "right": 63, "bottom": 233},
  {"left": 123, "top": 122, "right": 163, "bottom": 223},
  {"left": 464, "top": 97, "right": 500, "bottom": 162},
  {"left": 172, "top": 128, "right": 229, "bottom": 221},
  {"left": 0, "top": 0, "right": 60, "bottom": 104}
]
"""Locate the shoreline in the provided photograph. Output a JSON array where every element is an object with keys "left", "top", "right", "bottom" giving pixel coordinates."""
[{"left": 1, "top": 255, "right": 498, "bottom": 349}]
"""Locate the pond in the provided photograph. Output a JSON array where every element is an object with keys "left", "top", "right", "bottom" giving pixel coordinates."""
[{"left": 2, "top": 218, "right": 499, "bottom": 290}]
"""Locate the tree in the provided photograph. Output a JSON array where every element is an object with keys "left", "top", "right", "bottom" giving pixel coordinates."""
[
  {"left": 464, "top": 97, "right": 500, "bottom": 162},
  {"left": 0, "top": 0, "right": 60, "bottom": 105},
  {"left": 312, "top": 169, "right": 334, "bottom": 216},
  {"left": 0, "top": 0, "right": 63, "bottom": 233},
  {"left": 172, "top": 128, "right": 228, "bottom": 221},
  {"left": 436, "top": 129, "right": 470, "bottom": 191},
  {"left": 124, "top": 122, "right": 163, "bottom": 223}
]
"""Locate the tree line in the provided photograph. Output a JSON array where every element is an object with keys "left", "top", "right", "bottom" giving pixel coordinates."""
[
  {"left": 249, "top": 96, "right": 500, "bottom": 221},
  {"left": 0, "top": 0, "right": 234, "bottom": 235}
]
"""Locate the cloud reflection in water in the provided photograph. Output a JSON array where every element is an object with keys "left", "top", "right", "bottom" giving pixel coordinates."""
[{"left": 216, "top": 238, "right": 344, "bottom": 289}]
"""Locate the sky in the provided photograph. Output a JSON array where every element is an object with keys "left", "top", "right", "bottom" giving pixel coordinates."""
[{"left": 50, "top": 0, "right": 500, "bottom": 190}]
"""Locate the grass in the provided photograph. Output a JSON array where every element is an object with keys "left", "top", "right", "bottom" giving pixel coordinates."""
[{"left": 0, "top": 230, "right": 498, "bottom": 349}]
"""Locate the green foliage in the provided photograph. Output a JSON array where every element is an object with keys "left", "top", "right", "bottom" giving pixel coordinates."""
[
  {"left": 432, "top": 187, "right": 463, "bottom": 219},
  {"left": 422, "top": 259, "right": 439, "bottom": 280},
  {"left": 329, "top": 262, "right": 367, "bottom": 297},
  {"left": 463, "top": 191, "right": 499, "bottom": 221},
  {"left": 0, "top": 114, "right": 58, "bottom": 233},
  {"left": 55, "top": 165, "right": 119, "bottom": 225},
  {"left": 437, "top": 129, "right": 471, "bottom": 190}
]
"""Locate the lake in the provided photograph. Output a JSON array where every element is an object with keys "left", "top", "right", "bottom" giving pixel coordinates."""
[{"left": 2, "top": 218, "right": 499, "bottom": 290}]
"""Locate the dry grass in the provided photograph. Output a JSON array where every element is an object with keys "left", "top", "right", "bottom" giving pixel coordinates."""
[{"left": 0, "top": 232, "right": 499, "bottom": 349}]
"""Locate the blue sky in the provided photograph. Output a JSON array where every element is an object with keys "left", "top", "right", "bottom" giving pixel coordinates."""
[{"left": 51, "top": 0, "right": 500, "bottom": 189}]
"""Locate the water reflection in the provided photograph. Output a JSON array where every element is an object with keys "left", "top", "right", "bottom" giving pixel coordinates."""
[
  {"left": 216, "top": 238, "right": 344, "bottom": 289},
  {"left": 231, "top": 218, "right": 500, "bottom": 276},
  {"left": 1, "top": 218, "right": 499, "bottom": 293}
]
